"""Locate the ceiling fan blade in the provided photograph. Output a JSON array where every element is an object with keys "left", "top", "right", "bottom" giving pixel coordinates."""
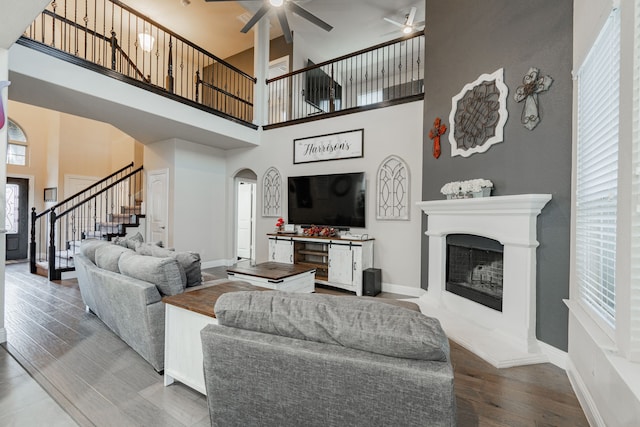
[
  {"left": 240, "top": 3, "right": 271, "bottom": 33},
  {"left": 286, "top": 2, "right": 333, "bottom": 32},
  {"left": 276, "top": 8, "right": 293, "bottom": 44},
  {"left": 383, "top": 17, "right": 405, "bottom": 28},
  {"left": 406, "top": 7, "right": 417, "bottom": 26}
]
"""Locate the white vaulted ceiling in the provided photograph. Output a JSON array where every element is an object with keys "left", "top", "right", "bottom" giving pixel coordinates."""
[{"left": 122, "top": 0, "right": 425, "bottom": 61}]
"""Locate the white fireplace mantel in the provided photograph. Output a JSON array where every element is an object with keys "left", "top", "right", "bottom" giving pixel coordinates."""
[{"left": 417, "top": 194, "right": 551, "bottom": 368}]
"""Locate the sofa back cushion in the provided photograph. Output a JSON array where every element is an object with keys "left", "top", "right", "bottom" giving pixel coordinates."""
[
  {"left": 95, "top": 244, "right": 133, "bottom": 273},
  {"left": 136, "top": 243, "right": 201, "bottom": 287},
  {"left": 214, "top": 291, "right": 449, "bottom": 361},
  {"left": 118, "top": 252, "right": 186, "bottom": 296},
  {"left": 80, "top": 239, "right": 112, "bottom": 264}
]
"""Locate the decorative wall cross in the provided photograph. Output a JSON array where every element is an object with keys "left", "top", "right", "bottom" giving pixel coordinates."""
[
  {"left": 514, "top": 67, "right": 553, "bottom": 130},
  {"left": 429, "top": 117, "right": 447, "bottom": 159}
]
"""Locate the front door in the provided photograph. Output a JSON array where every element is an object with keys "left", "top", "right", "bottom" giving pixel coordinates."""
[{"left": 6, "top": 177, "right": 29, "bottom": 260}]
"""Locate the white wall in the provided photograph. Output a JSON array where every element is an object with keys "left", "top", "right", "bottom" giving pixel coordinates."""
[
  {"left": 226, "top": 101, "right": 424, "bottom": 292},
  {"left": 144, "top": 139, "right": 230, "bottom": 264},
  {"left": 174, "top": 141, "right": 228, "bottom": 262}
]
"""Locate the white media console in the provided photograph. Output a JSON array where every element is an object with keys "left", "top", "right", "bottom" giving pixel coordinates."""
[{"left": 267, "top": 234, "right": 374, "bottom": 296}]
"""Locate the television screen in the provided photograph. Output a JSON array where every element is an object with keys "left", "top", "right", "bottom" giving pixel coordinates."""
[{"left": 288, "top": 172, "right": 365, "bottom": 228}]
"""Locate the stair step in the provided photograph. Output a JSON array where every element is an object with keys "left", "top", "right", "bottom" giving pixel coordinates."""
[
  {"left": 121, "top": 206, "right": 141, "bottom": 215},
  {"left": 108, "top": 213, "right": 137, "bottom": 222}
]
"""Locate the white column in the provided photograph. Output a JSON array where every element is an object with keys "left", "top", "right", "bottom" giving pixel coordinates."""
[
  {"left": 0, "top": 47, "right": 9, "bottom": 343},
  {"left": 253, "top": 18, "right": 270, "bottom": 127}
]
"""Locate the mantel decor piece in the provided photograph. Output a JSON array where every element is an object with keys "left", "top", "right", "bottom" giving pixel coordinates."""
[
  {"left": 293, "top": 129, "right": 363, "bottom": 164},
  {"left": 449, "top": 68, "right": 508, "bottom": 158},
  {"left": 514, "top": 67, "right": 553, "bottom": 130},
  {"left": 440, "top": 179, "right": 493, "bottom": 199}
]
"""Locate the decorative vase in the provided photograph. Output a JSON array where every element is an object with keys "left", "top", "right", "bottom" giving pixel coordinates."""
[{"left": 472, "top": 187, "right": 492, "bottom": 198}]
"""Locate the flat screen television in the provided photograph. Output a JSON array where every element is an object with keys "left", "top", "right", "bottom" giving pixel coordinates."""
[{"left": 288, "top": 172, "right": 365, "bottom": 229}]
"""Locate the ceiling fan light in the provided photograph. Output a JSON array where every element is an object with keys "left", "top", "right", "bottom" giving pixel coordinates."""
[
  {"left": 269, "top": 0, "right": 284, "bottom": 7},
  {"left": 402, "top": 26, "right": 412, "bottom": 34},
  {"left": 138, "top": 31, "right": 155, "bottom": 52}
]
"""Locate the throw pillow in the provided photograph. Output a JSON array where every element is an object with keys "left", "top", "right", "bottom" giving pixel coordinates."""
[
  {"left": 79, "top": 239, "right": 111, "bottom": 264},
  {"left": 135, "top": 244, "right": 201, "bottom": 287},
  {"left": 95, "top": 244, "right": 133, "bottom": 273},
  {"left": 135, "top": 242, "right": 174, "bottom": 256},
  {"left": 118, "top": 252, "right": 186, "bottom": 296},
  {"left": 214, "top": 291, "right": 449, "bottom": 362},
  {"left": 113, "top": 231, "right": 144, "bottom": 250}
]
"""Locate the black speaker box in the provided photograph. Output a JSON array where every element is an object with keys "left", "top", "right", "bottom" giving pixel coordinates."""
[{"left": 363, "top": 268, "right": 381, "bottom": 296}]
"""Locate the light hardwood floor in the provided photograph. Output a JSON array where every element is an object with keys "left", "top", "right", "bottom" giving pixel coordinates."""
[{"left": 4, "top": 262, "right": 588, "bottom": 426}]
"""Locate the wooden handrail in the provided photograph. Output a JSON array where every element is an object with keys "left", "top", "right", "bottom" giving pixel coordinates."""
[
  {"left": 266, "top": 32, "right": 424, "bottom": 84},
  {"left": 108, "top": 0, "right": 256, "bottom": 83},
  {"left": 54, "top": 162, "right": 134, "bottom": 211},
  {"left": 56, "top": 166, "right": 143, "bottom": 219}
]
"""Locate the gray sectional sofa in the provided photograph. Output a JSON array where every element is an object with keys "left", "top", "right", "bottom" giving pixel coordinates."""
[
  {"left": 201, "top": 291, "right": 457, "bottom": 426},
  {"left": 75, "top": 236, "right": 202, "bottom": 372}
]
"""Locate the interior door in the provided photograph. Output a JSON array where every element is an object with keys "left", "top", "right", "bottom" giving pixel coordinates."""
[
  {"left": 5, "top": 177, "right": 29, "bottom": 260},
  {"left": 147, "top": 169, "right": 169, "bottom": 246},
  {"left": 236, "top": 180, "right": 254, "bottom": 260}
]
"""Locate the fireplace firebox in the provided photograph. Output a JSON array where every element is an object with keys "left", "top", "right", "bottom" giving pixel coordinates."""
[{"left": 446, "top": 234, "right": 504, "bottom": 311}]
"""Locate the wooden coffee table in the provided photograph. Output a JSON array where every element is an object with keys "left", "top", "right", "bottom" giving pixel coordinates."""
[
  {"left": 163, "top": 280, "right": 267, "bottom": 395},
  {"left": 227, "top": 261, "right": 316, "bottom": 293}
]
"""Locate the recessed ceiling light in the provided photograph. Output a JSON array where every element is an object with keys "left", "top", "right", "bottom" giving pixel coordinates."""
[{"left": 270, "top": 0, "right": 284, "bottom": 7}]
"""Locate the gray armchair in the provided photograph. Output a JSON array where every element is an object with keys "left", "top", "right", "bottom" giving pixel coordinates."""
[{"left": 200, "top": 291, "right": 456, "bottom": 427}]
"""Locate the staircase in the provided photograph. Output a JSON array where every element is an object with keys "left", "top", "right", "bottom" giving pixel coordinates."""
[{"left": 31, "top": 163, "right": 145, "bottom": 280}]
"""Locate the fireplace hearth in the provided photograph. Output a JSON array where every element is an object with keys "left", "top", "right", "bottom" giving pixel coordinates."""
[
  {"left": 446, "top": 234, "right": 503, "bottom": 311},
  {"left": 418, "top": 194, "right": 552, "bottom": 367}
]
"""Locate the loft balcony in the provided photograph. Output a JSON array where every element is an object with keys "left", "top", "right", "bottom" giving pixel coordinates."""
[{"left": 17, "top": 0, "right": 424, "bottom": 135}]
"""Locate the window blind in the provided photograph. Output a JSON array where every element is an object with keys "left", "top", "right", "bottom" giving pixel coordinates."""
[{"left": 576, "top": 8, "right": 620, "bottom": 330}]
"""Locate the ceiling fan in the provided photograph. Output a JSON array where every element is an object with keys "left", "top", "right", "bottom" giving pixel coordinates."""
[
  {"left": 383, "top": 7, "right": 425, "bottom": 35},
  {"left": 204, "top": 0, "right": 333, "bottom": 44}
]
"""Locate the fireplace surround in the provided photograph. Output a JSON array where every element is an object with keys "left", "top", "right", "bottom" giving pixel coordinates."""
[{"left": 418, "top": 194, "right": 551, "bottom": 367}]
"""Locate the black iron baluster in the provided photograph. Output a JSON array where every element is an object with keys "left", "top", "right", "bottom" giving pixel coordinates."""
[{"left": 166, "top": 36, "right": 174, "bottom": 93}]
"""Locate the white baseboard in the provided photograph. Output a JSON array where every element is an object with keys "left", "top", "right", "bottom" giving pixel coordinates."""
[
  {"left": 0, "top": 327, "right": 6, "bottom": 344},
  {"left": 566, "top": 358, "right": 606, "bottom": 427},
  {"left": 381, "top": 282, "right": 425, "bottom": 298},
  {"left": 538, "top": 340, "right": 568, "bottom": 370}
]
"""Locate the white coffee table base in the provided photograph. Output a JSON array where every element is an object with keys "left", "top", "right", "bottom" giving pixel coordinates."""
[{"left": 227, "top": 269, "right": 315, "bottom": 293}]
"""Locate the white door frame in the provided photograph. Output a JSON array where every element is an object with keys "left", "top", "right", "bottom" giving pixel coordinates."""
[
  {"left": 235, "top": 177, "right": 256, "bottom": 264},
  {"left": 146, "top": 168, "right": 169, "bottom": 247}
]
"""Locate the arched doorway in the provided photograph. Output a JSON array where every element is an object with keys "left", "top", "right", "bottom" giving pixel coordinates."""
[{"left": 234, "top": 169, "right": 257, "bottom": 265}]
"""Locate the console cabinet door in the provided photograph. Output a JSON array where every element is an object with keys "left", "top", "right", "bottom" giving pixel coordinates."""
[
  {"left": 268, "top": 238, "right": 293, "bottom": 263},
  {"left": 350, "top": 246, "right": 363, "bottom": 289},
  {"left": 328, "top": 244, "right": 354, "bottom": 287}
]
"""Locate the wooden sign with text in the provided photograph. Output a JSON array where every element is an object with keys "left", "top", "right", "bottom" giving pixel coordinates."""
[{"left": 293, "top": 129, "right": 364, "bottom": 164}]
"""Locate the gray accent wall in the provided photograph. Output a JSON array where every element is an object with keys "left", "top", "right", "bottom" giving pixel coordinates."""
[{"left": 421, "top": 0, "right": 573, "bottom": 351}]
